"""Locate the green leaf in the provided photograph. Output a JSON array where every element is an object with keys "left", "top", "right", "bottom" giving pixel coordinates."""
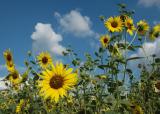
[
  {"left": 126, "top": 69, "right": 132, "bottom": 74},
  {"left": 95, "top": 52, "right": 99, "bottom": 57},
  {"left": 98, "top": 65, "right": 109, "bottom": 69},
  {"left": 99, "top": 47, "right": 104, "bottom": 53},
  {"left": 30, "top": 60, "right": 36, "bottom": 65},
  {"left": 155, "top": 58, "right": 160, "bottom": 63},
  {"left": 127, "top": 45, "right": 135, "bottom": 51},
  {"left": 118, "top": 3, "right": 126, "bottom": 9},
  {"left": 99, "top": 15, "right": 105, "bottom": 21},
  {"left": 127, "top": 57, "right": 144, "bottom": 61},
  {"left": 21, "top": 68, "right": 29, "bottom": 82},
  {"left": 115, "top": 59, "right": 126, "bottom": 64}
]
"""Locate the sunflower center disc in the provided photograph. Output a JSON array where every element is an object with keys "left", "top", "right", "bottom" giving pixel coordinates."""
[
  {"left": 7, "top": 54, "right": 12, "bottom": 62},
  {"left": 12, "top": 73, "right": 18, "bottom": 79},
  {"left": 138, "top": 26, "right": 144, "bottom": 32},
  {"left": 154, "top": 32, "right": 159, "bottom": 38},
  {"left": 103, "top": 38, "right": 108, "bottom": 43},
  {"left": 111, "top": 21, "right": 118, "bottom": 28},
  {"left": 155, "top": 82, "right": 160, "bottom": 90},
  {"left": 42, "top": 57, "right": 48, "bottom": 64},
  {"left": 50, "top": 76, "right": 64, "bottom": 89},
  {"left": 127, "top": 23, "right": 132, "bottom": 29}
]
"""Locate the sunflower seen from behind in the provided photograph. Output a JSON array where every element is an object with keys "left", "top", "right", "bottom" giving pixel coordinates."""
[
  {"left": 137, "top": 20, "right": 149, "bottom": 36},
  {"left": 149, "top": 24, "right": 160, "bottom": 40},
  {"left": 125, "top": 18, "right": 135, "bottom": 35},
  {"left": 100, "top": 34, "right": 110, "bottom": 48},
  {"left": 37, "top": 52, "right": 52, "bottom": 69},
  {"left": 104, "top": 16, "right": 123, "bottom": 32},
  {"left": 38, "top": 62, "right": 78, "bottom": 102},
  {"left": 120, "top": 14, "right": 128, "bottom": 22}
]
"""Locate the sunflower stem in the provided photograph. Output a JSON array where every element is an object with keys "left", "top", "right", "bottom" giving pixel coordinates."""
[
  {"left": 126, "top": 29, "right": 138, "bottom": 49},
  {"left": 123, "top": 29, "right": 127, "bottom": 84}
]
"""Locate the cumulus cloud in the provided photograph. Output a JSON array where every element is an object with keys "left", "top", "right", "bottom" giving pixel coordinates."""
[
  {"left": 0, "top": 77, "right": 7, "bottom": 90},
  {"left": 138, "top": 0, "right": 160, "bottom": 7},
  {"left": 129, "top": 38, "right": 160, "bottom": 70},
  {"left": 55, "top": 10, "right": 99, "bottom": 38},
  {"left": 31, "top": 23, "right": 65, "bottom": 56},
  {"left": 132, "top": 38, "right": 160, "bottom": 57}
]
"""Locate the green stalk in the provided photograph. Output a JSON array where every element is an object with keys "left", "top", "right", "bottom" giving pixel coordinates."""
[
  {"left": 126, "top": 29, "right": 138, "bottom": 49},
  {"left": 123, "top": 30, "right": 127, "bottom": 84}
]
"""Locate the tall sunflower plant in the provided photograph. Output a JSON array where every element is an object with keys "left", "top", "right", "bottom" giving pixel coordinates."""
[{"left": 0, "top": 3, "right": 160, "bottom": 114}]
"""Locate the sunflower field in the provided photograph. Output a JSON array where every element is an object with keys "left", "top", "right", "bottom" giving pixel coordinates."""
[{"left": 0, "top": 4, "right": 160, "bottom": 114}]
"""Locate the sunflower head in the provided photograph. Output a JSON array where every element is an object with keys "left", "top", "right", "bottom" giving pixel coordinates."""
[
  {"left": 4, "top": 49, "right": 13, "bottom": 63},
  {"left": 149, "top": 29, "right": 159, "bottom": 41},
  {"left": 38, "top": 62, "right": 78, "bottom": 102},
  {"left": 149, "top": 24, "right": 160, "bottom": 40},
  {"left": 154, "top": 80, "right": 160, "bottom": 93},
  {"left": 154, "top": 24, "right": 160, "bottom": 31},
  {"left": 120, "top": 14, "right": 128, "bottom": 22},
  {"left": 6, "top": 63, "right": 15, "bottom": 73},
  {"left": 37, "top": 52, "right": 52, "bottom": 69},
  {"left": 16, "top": 99, "right": 24, "bottom": 113},
  {"left": 3, "top": 49, "right": 15, "bottom": 72},
  {"left": 137, "top": 20, "right": 149, "bottom": 36},
  {"left": 131, "top": 104, "right": 144, "bottom": 114},
  {"left": 125, "top": 18, "right": 136, "bottom": 35},
  {"left": 100, "top": 34, "right": 110, "bottom": 48},
  {"left": 9, "top": 70, "right": 21, "bottom": 85},
  {"left": 104, "top": 16, "right": 123, "bottom": 32}
]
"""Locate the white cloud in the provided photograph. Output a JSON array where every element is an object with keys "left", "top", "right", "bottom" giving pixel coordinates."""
[
  {"left": 138, "top": 0, "right": 160, "bottom": 7},
  {"left": 0, "top": 77, "right": 7, "bottom": 90},
  {"left": 132, "top": 38, "right": 160, "bottom": 57},
  {"left": 31, "top": 23, "right": 65, "bottom": 56},
  {"left": 129, "top": 38, "right": 160, "bottom": 70},
  {"left": 55, "top": 10, "right": 99, "bottom": 38}
]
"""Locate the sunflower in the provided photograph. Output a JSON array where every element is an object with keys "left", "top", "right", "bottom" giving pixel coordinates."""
[
  {"left": 149, "top": 29, "right": 159, "bottom": 41},
  {"left": 137, "top": 20, "right": 149, "bottom": 36},
  {"left": 104, "top": 16, "right": 123, "bottom": 32},
  {"left": 131, "top": 105, "right": 144, "bottom": 114},
  {"left": 125, "top": 18, "right": 136, "bottom": 35},
  {"left": 120, "top": 14, "right": 128, "bottom": 22},
  {"left": 100, "top": 34, "right": 110, "bottom": 48},
  {"left": 38, "top": 62, "right": 78, "bottom": 102},
  {"left": 154, "top": 24, "right": 160, "bottom": 31},
  {"left": 154, "top": 80, "right": 160, "bottom": 93},
  {"left": 16, "top": 99, "right": 24, "bottom": 113},
  {"left": 6, "top": 63, "right": 15, "bottom": 73},
  {"left": 8, "top": 70, "right": 21, "bottom": 85},
  {"left": 149, "top": 24, "right": 160, "bottom": 40},
  {"left": 37, "top": 52, "right": 53, "bottom": 69},
  {"left": 3, "top": 49, "right": 15, "bottom": 72}
]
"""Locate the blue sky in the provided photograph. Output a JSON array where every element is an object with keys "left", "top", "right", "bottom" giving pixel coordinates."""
[{"left": 0, "top": 0, "right": 160, "bottom": 77}]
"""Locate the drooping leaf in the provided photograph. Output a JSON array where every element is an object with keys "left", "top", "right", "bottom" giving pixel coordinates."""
[{"left": 127, "top": 57, "right": 144, "bottom": 61}]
